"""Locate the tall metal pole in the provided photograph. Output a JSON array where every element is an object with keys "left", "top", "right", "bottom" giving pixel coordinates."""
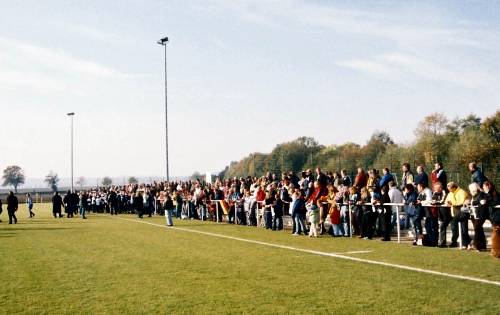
[
  {"left": 71, "top": 115, "right": 74, "bottom": 192},
  {"left": 158, "top": 36, "right": 169, "bottom": 182},
  {"left": 67, "top": 112, "right": 75, "bottom": 193},
  {"left": 164, "top": 43, "right": 169, "bottom": 182}
]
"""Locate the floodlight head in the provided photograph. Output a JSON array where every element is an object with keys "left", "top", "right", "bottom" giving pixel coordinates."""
[
  {"left": 67, "top": 112, "right": 75, "bottom": 116},
  {"left": 157, "top": 36, "right": 169, "bottom": 45}
]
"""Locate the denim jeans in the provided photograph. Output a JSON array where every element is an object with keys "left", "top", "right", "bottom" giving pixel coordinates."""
[
  {"left": 332, "top": 224, "right": 343, "bottom": 236},
  {"left": 411, "top": 206, "right": 423, "bottom": 240},
  {"left": 165, "top": 209, "right": 174, "bottom": 226},
  {"left": 264, "top": 210, "right": 273, "bottom": 229},
  {"left": 340, "top": 205, "right": 350, "bottom": 236},
  {"left": 272, "top": 215, "right": 283, "bottom": 230},
  {"left": 293, "top": 214, "right": 307, "bottom": 234},
  {"left": 79, "top": 206, "right": 86, "bottom": 218}
]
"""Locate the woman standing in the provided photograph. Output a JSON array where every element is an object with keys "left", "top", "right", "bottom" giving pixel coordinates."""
[
  {"left": 359, "top": 188, "right": 373, "bottom": 239},
  {"left": 326, "top": 185, "right": 341, "bottom": 237},
  {"left": 468, "top": 183, "right": 488, "bottom": 251},
  {"left": 26, "top": 193, "right": 35, "bottom": 218},
  {"left": 163, "top": 194, "right": 175, "bottom": 226}
]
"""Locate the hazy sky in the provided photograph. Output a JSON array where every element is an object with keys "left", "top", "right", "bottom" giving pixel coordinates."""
[{"left": 1, "top": 0, "right": 499, "bottom": 180}]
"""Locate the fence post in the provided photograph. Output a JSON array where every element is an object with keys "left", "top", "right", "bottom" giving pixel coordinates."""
[
  {"left": 216, "top": 201, "right": 219, "bottom": 223},
  {"left": 458, "top": 219, "right": 463, "bottom": 250},
  {"left": 348, "top": 203, "right": 353, "bottom": 238},
  {"left": 256, "top": 202, "right": 260, "bottom": 227},
  {"left": 396, "top": 205, "right": 401, "bottom": 243}
]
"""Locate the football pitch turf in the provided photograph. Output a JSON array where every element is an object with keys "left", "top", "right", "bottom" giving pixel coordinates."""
[{"left": 1, "top": 204, "right": 499, "bottom": 314}]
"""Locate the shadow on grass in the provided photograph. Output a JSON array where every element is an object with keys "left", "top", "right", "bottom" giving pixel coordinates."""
[{"left": 0, "top": 226, "right": 73, "bottom": 232}]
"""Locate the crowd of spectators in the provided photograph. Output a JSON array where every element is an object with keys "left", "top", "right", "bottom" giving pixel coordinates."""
[{"left": 2, "top": 161, "right": 498, "bottom": 257}]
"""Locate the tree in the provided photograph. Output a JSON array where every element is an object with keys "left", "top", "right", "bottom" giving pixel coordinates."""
[
  {"left": 415, "top": 112, "right": 448, "bottom": 137},
  {"left": 102, "top": 177, "right": 113, "bottom": 187},
  {"left": 481, "top": 110, "right": 500, "bottom": 142},
  {"left": 2, "top": 165, "right": 25, "bottom": 193},
  {"left": 76, "top": 176, "right": 86, "bottom": 188},
  {"left": 127, "top": 176, "right": 138, "bottom": 185},
  {"left": 45, "top": 171, "right": 60, "bottom": 192}
]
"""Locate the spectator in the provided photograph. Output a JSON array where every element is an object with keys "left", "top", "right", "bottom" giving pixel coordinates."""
[
  {"left": 432, "top": 183, "right": 449, "bottom": 248},
  {"left": 431, "top": 162, "right": 447, "bottom": 189},
  {"left": 483, "top": 181, "right": 499, "bottom": 258},
  {"left": 263, "top": 191, "right": 274, "bottom": 230},
  {"left": 291, "top": 190, "right": 307, "bottom": 236},
  {"left": 7, "top": 191, "right": 18, "bottom": 224},
  {"left": 469, "top": 163, "right": 488, "bottom": 188},
  {"left": 379, "top": 168, "right": 394, "bottom": 190},
  {"left": 414, "top": 165, "right": 429, "bottom": 188},
  {"left": 445, "top": 182, "right": 471, "bottom": 249},
  {"left": 353, "top": 168, "right": 368, "bottom": 190},
  {"left": 416, "top": 183, "right": 434, "bottom": 246},
  {"left": 388, "top": 181, "right": 403, "bottom": 230},
  {"left": 340, "top": 169, "right": 351, "bottom": 187},
  {"left": 400, "top": 163, "right": 414, "bottom": 190},
  {"left": 52, "top": 192, "right": 64, "bottom": 218},
  {"left": 163, "top": 195, "right": 175, "bottom": 226},
  {"left": 468, "top": 183, "right": 488, "bottom": 251},
  {"left": 358, "top": 187, "right": 374, "bottom": 240}
]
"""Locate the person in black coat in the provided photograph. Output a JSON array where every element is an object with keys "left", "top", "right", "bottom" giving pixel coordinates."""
[
  {"left": 52, "top": 192, "right": 64, "bottom": 218},
  {"left": 133, "top": 192, "right": 144, "bottom": 219},
  {"left": 7, "top": 191, "right": 18, "bottom": 224}
]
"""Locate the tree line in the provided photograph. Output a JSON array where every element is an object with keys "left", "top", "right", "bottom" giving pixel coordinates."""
[
  {"left": 2, "top": 166, "right": 140, "bottom": 193},
  {"left": 217, "top": 111, "right": 500, "bottom": 186}
]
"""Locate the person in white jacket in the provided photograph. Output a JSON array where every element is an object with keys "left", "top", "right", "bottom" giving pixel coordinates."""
[{"left": 388, "top": 181, "right": 404, "bottom": 229}]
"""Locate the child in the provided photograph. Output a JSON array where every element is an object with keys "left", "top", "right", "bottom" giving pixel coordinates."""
[
  {"left": 308, "top": 202, "right": 320, "bottom": 238},
  {"left": 272, "top": 194, "right": 284, "bottom": 230}
]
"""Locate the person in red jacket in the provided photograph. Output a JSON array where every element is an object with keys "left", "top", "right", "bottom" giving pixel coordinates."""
[{"left": 353, "top": 168, "right": 368, "bottom": 190}]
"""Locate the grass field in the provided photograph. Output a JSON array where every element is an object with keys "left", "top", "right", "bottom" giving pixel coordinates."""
[{"left": 1, "top": 204, "right": 499, "bottom": 314}]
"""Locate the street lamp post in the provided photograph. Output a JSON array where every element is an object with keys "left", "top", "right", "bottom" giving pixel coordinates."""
[
  {"left": 157, "top": 36, "right": 169, "bottom": 182},
  {"left": 67, "top": 112, "right": 75, "bottom": 193}
]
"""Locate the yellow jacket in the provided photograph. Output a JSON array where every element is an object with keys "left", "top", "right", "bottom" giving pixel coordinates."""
[{"left": 445, "top": 187, "right": 469, "bottom": 216}]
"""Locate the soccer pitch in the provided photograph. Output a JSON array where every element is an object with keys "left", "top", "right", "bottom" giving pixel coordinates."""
[{"left": 1, "top": 204, "right": 499, "bottom": 314}]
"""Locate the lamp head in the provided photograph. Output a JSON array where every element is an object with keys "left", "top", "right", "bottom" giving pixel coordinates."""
[
  {"left": 67, "top": 112, "right": 75, "bottom": 116},
  {"left": 157, "top": 36, "right": 169, "bottom": 45}
]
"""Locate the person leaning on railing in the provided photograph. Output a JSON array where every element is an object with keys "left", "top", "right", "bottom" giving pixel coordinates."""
[
  {"left": 445, "top": 182, "right": 471, "bottom": 249},
  {"left": 431, "top": 182, "right": 449, "bottom": 248},
  {"left": 467, "top": 183, "right": 489, "bottom": 251}
]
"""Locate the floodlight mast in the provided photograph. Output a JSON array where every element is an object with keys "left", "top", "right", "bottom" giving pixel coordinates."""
[
  {"left": 67, "top": 112, "right": 75, "bottom": 192},
  {"left": 157, "top": 36, "right": 169, "bottom": 181}
]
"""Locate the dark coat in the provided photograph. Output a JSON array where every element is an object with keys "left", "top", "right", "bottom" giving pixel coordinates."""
[
  {"left": 7, "top": 194, "right": 18, "bottom": 211},
  {"left": 52, "top": 194, "right": 64, "bottom": 212},
  {"left": 471, "top": 169, "right": 487, "bottom": 187}
]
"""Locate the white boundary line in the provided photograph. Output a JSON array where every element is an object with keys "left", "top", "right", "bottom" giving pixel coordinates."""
[{"left": 116, "top": 217, "right": 500, "bottom": 287}]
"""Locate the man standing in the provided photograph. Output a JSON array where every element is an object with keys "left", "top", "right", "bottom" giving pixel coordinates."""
[
  {"left": 52, "top": 192, "right": 64, "bottom": 218},
  {"left": 414, "top": 165, "right": 429, "bottom": 188},
  {"left": 7, "top": 191, "right": 18, "bottom": 224},
  {"left": 431, "top": 162, "right": 447, "bottom": 189},
  {"left": 400, "top": 163, "right": 414, "bottom": 190},
  {"left": 469, "top": 163, "right": 487, "bottom": 188},
  {"left": 445, "top": 182, "right": 471, "bottom": 248},
  {"left": 388, "top": 181, "right": 404, "bottom": 230}
]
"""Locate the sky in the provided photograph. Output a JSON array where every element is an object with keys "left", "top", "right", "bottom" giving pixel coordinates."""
[{"left": 0, "top": 0, "right": 499, "bottom": 181}]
